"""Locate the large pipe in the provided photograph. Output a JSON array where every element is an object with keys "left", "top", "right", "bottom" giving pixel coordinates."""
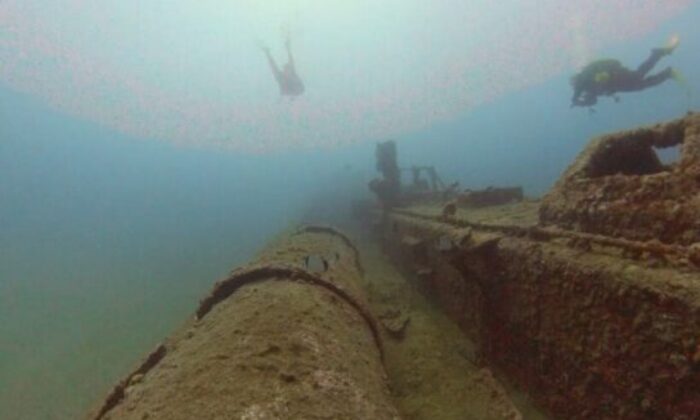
[{"left": 90, "top": 226, "right": 400, "bottom": 420}]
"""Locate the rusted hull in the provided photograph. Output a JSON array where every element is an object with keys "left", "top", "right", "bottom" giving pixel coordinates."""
[
  {"left": 541, "top": 113, "right": 700, "bottom": 246},
  {"left": 379, "top": 196, "right": 700, "bottom": 420}
]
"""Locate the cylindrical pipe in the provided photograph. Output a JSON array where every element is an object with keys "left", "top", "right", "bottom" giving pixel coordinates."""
[{"left": 90, "top": 226, "right": 399, "bottom": 420}]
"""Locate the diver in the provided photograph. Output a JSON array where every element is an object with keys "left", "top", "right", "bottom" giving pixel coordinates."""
[
  {"left": 260, "top": 34, "right": 305, "bottom": 98},
  {"left": 570, "top": 36, "right": 681, "bottom": 109}
]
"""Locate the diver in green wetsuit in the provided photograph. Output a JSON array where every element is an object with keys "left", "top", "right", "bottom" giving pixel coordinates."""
[{"left": 571, "top": 36, "right": 681, "bottom": 108}]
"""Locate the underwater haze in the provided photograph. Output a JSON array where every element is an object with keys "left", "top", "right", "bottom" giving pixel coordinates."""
[{"left": 1, "top": 1, "right": 699, "bottom": 418}]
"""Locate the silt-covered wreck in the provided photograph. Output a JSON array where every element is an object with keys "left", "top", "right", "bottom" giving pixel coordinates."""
[
  {"left": 90, "top": 114, "right": 700, "bottom": 419},
  {"left": 374, "top": 113, "right": 700, "bottom": 419}
]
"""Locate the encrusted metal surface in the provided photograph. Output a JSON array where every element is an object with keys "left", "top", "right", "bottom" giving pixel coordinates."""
[
  {"left": 541, "top": 112, "right": 700, "bottom": 246},
  {"left": 90, "top": 227, "right": 397, "bottom": 420},
  {"left": 372, "top": 115, "right": 700, "bottom": 420}
]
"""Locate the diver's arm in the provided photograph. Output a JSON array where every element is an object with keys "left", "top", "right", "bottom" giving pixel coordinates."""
[
  {"left": 572, "top": 90, "right": 597, "bottom": 107},
  {"left": 571, "top": 86, "right": 583, "bottom": 107},
  {"left": 582, "top": 92, "right": 597, "bottom": 106},
  {"left": 572, "top": 96, "right": 596, "bottom": 107},
  {"left": 571, "top": 86, "right": 584, "bottom": 107}
]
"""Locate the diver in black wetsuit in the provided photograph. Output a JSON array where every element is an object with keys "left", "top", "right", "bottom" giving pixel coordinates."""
[
  {"left": 260, "top": 34, "right": 305, "bottom": 98},
  {"left": 571, "top": 36, "right": 681, "bottom": 108}
]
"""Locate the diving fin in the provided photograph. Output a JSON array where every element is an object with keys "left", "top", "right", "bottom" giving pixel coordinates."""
[
  {"left": 671, "top": 69, "right": 694, "bottom": 107},
  {"left": 667, "top": 34, "right": 680, "bottom": 52},
  {"left": 659, "top": 34, "right": 680, "bottom": 56},
  {"left": 671, "top": 69, "right": 686, "bottom": 85},
  {"left": 652, "top": 35, "right": 681, "bottom": 57}
]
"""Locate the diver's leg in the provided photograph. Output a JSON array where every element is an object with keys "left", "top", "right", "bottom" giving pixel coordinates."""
[
  {"left": 636, "top": 68, "right": 674, "bottom": 90},
  {"left": 262, "top": 48, "right": 284, "bottom": 85},
  {"left": 635, "top": 49, "right": 666, "bottom": 78},
  {"left": 635, "top": 36, "right": 679, "bottom": 78},
  {"left": 285, "top": 35, "right": 295, "bottom": 69}
]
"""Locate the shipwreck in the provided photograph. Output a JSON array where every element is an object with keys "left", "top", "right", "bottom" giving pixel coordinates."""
[{"left": 90, "top": 114, "right": 700, "bottom": 420}]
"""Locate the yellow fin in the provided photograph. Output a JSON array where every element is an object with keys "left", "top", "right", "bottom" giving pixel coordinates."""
[{"left": 667, "top": 34, "right": 680, "bottom": 52}]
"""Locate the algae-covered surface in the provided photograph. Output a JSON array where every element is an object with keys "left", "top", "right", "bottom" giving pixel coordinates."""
[
  {"left": 8, "top": 223, "right": 551, "bottom": 419},
  {"left": 353, "top": 230, "right": 549, "bottom": 420},
  {"left": 99, "top": 281, "right": 399, "bottom": 420},
  {"left": 405, "top": 201, "right": 540, "bottom": 228}
]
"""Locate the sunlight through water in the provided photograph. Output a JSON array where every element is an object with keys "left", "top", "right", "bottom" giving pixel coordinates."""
[{"left": 0, "top": 0, "right": 692, "bottom": 151}]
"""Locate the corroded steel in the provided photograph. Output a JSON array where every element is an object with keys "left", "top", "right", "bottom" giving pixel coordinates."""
[
  {"left": 90, "top": 227, "right": 399, "bottom": 420},
  {"left": 194, "top": 264, "right": 382, "bottom": 356},
  {"left": 382, "top": 206, "right": 700, "bottom": 420},
  {"left": 373, "top": 116, "right": 700, "bottom": 420},
  {"left": 393, "top": 207, "right": 698, "bottom": 270},
  {"left": 541, "top": 112, "right": 700, "bottom": 246}
]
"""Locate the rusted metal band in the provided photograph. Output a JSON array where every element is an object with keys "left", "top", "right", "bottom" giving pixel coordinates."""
[
  {"left": 294, "top": 225, "right": 365, "bottom": 275},
  {"left": 196, "top": 264, "right": 383, "bottom": 357},
  {"left": 91, "top": 226, "right": 391, "bottom": 420},
  {"left": 94, "top": 344, "right": 167, "bottom": 419},
  {"left": 95, "top": 264, "right": 383, "bottom": 419}
]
